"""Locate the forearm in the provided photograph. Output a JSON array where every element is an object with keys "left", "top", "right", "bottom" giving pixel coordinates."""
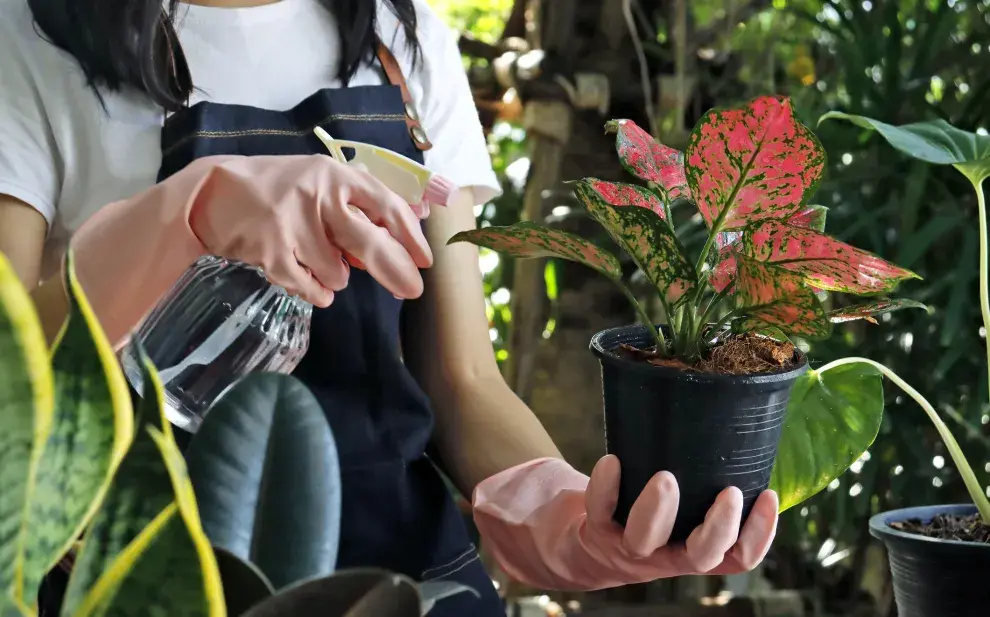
[
  {"left": 31, "top": 272, "right": 68, "bottom": 345},
  {"left": 427, "top": 372, "right": 561, "bottom": 497}
]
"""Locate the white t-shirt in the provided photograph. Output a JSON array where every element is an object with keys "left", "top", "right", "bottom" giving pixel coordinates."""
[{"left": 0, "top": 0, "right": 500, "bottom": 279}]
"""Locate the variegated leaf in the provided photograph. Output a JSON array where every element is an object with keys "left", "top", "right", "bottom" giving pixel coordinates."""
[
  {"left": 448, "top": 222, "right": 622, "bottom": 279},
  {"left": 710, "top": 248, "right": 737, "bottom": 293},
  {"left": 828, "top": 298, "right": 929, "bottom": 323},
  {"left": 742, "top": 219, "right": 919, "bottom": 294},
  {"left": 605, "top": 120, "right": 690, "bottom": 202},
  {"left": 788, "top": 205, "right": 828, "bottom": 232},
  {"left": 575, "top": 181, "right": 695, "bottom": 303},
  {"left": 734, "top": 255, "right": 830, "bottom": 338},
  {"left": 578, "top": 178, "right": 667, "bottom": 220},
  {"left": 685, "top": 95, "right": 826, "bottom": 231}
]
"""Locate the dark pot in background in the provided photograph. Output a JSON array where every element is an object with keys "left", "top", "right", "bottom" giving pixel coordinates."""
[
  {"left": 589, "top": 324, "right": 808, "bottom": 542},
  {"left": 870, "top": 504, "right": 990, "bottom": 617}
]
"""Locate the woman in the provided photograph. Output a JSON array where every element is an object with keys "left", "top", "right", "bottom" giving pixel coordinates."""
[{"left": 0, "top": 0, "right": 781, "bottom": 614}]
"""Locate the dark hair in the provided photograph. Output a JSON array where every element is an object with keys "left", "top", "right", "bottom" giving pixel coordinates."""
[{"left": 27, "top": 0, "right": 421, "bottom": 112}]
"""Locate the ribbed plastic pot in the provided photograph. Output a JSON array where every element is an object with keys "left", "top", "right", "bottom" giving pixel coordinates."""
[
  {"left": 589, "top": 324, "right": 808, "bottom": 542},
  {"left": 870, "top": 504, "right": 990, "bottom": 617}
]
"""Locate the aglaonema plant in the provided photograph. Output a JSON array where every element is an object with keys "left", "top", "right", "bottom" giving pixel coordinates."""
[{"left": 450, "top": 95, "right": 925, "bottom": 363}]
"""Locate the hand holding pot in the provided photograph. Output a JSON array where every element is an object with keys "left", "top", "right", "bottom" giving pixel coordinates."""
[{"left": 472, "top": 455, "right": 778, "bottom": 591}]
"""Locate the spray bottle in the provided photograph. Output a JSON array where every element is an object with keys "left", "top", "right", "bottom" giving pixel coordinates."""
[{"left": 121, "top": 130, "right": 457, "bottom": 432}]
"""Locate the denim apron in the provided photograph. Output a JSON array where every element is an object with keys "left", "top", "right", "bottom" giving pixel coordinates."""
[{"left": 38, "top": 45, "right": 504, "bottom": 617}]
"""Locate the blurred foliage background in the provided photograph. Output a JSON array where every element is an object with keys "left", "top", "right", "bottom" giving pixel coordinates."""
[{"left": 429, "top": 0, "right": 990, "bottom": 614}]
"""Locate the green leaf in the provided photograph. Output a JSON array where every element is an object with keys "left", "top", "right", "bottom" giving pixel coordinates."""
[
  {"left": 448, "top": 222, "right": 621, "bottom": 279},
  {"left": 70, "top": 348, "right": 225, "bottom": 617},
  {"left": 685, "top": 95, "right": 826, "bottom": 231},
  {"left": 828, "top": 298, "right": 929, "bottom": 323},
  {"left": 213, "top": 548, "right": 274, "bottom": 617},
  {"left": 604, "top": 120, "right": 690, "bottom": 203},
  {"left": 240, "top": 569, "right": 476, "bottom": 617},
  {"left": 741, "top": 219, "right": 919, "bottom": 294},
  {"left": 184, "top": 373, "right": 341, "bottom": 590},
  {"left": 0, "top": 252, "right": 54, "bottom": 613},
  {"left": 734, "top": 255, "right": 831, "bottom": 339},
  {"left": 575, "top": 180, "right": 696, "bottom": 303},
  {"left": 18, "top": 251, "right": 134, "bottom": 606},
  {"left": 771, "top": 361, "right": 884, "bottom": 512},
  {"left": 818, "top": 112, "right": 990, "bottom": 183}
]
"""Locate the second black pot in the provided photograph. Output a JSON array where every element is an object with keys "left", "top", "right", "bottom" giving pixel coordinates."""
[{"left": 589, "top": 324, "right": 808, "bottom": 542}]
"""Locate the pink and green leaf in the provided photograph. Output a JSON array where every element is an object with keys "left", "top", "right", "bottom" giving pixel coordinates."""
[
  {"left": 734, "top": 255, "right": 831, "bottom": 338},
  {"left": 684, "top": 95, "right": 826, "bottom": 231},
  {"left": 605, "top": 120, "right": 691, "bottom": 203},
  {"left": 788, "top": 205, "right": 828, "bottom": 232},
  {"left": 575, "top": 180, "right": 695, "bottom": 303},
  {"left": 448, "top": 222, "right": 622, "bottom": 279},
  {"left": 742, "top": 219, "right": 920, "bottom": 294},
  {"left": 828, "top": 298, "right": 929, "bottom": 324},
  {"left": 578, "top": 178, "right": 668, "bottom": 220}
]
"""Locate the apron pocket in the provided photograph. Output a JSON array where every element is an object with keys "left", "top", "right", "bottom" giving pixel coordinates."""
[{"left": 420, "top": 542, "right": 480, "bottom": 581}]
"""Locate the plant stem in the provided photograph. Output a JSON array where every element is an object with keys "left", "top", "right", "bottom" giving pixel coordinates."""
[
  {"left": 974, "top": 178, "right": 990, "bottom": 409},
  {"left": 707, "top": 308, "right": 741, "bottom": 341},
  {"left": 818, "top": 357, "right": 990, "bottom": 524},
  {"left": 616, "top": 279, "right": 666, "bottom": 353}
]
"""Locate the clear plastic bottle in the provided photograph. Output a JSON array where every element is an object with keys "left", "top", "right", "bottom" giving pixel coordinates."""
[{"left": 120, "top": 256, "right": 312, "bottom": 432}]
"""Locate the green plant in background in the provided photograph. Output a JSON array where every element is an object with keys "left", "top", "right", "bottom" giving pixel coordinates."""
[
  {"left": 0, "top": 251, "right": 474, "bottom": 616},
  {"left": 450, "top": 95, "right": 924, "bottom": 363}
]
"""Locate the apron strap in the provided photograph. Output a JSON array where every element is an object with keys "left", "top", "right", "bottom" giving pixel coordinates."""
[{"left": 376, "top": 43, "right": 433, "bottom": 152}]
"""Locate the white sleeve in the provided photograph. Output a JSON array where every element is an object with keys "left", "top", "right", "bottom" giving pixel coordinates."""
[
  {"left": 0, "top": 21, "right": 62, "bottom": 225},
  {"left": 415, "top": 13, "right": 502, "bottom": 206}
]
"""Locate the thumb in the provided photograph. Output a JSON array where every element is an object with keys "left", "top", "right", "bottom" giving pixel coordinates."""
[{"left": 585, "top": 455, "right": 621, "bottom": 527}]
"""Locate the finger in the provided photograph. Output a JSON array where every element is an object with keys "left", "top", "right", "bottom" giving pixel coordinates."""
[
  {"left": 294, "top": 240, "right": 349, "bottom": 292},
  {"left": 713, "top": 490, "right": 779, "bottom": 573},
  {"left": 343, "top": 251, "right": 366, "bottom": 270},
  {"left": 411, "top": 201, "right": 430, "bottom": 219},
  {"left": 263, "top": 255, "right": 333, "bottom": 307},
  {"left": 336, "top": 164, "right": 433, "bottom": 268},
  {"left": 584, "top": 455, "right": 621, "bottom": 527},
  {"left": 683, "top": 486, "right": 743, "bottom": 573},
  {"left": 327, "top": 206, "right": 424, "bottom": 299},
  {"left": 622, "top": 471, "right": 678, "bottom": 558}
]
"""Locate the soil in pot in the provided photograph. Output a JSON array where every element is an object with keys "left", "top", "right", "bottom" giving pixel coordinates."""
[
  {"left": 590, "top": 325, "right": 808, "bottom": 543},
  {"left": 870, "top": 505, "right": 990, "bottom": 617}
]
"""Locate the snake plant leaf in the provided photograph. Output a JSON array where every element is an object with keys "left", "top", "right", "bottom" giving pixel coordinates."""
[
  {"left": 685, "top": 95, "right": 826, "bottom": 231},
  {"left": 771, "top": 361, "right": 884, "bottom": 511},
  {"left": 577, "top": 178, "right": 668, "bottom": 221},
  {"left": 16, "top": 250, "right": 134, "bottom": 607},
  {"left": 70, "top": 349, "right": 224, "bottom": 617},
  {"left": 604, "top": 119, "right": 690, "bottom": 203},
  {"left": 788, "top": 205, "right": 828, "bottom": 232},
  {"left": 240, "top": 569, "right": 476, "bottom": 617},
  {"left": 818, "top": 112, "right": 990, "bottom": 184},
  {"left": 828, "top": 298, "right": 929, "bottom": 323},
  {"left": 0, "top": 253, "right": 54, "bottom": 614},
  {"left": 575, "top": 181, "right": 696, "bottom": 304},
  {"left": 448, "top": 222, "right": 621, "bottom": 280},
  {"left": 734, "top": 255, "right": 831, "bottom": 339},
  {"left": 183, "top": 373, "right": 341, "bottom": 591},
  {"left": 213, "top": 548, "right": 274, "bottom": 617},
  {"left": 741, "top": 219, "right": 919, "bottom": 294}
]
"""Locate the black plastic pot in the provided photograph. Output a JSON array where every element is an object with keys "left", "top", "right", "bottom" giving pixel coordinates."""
[
  {"left": 870, "top": 504, "right": 990, "bottom": 617},
  {"left": 589, "top": 324, "right": 808, "bottom": 542}
]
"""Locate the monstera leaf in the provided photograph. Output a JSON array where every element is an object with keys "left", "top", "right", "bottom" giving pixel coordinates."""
[
  {"left": 741, "top": 220, "right": 919, "bottom": 293},
  {"left": 0, "top": 250, "right": 134, "bottom": 612},
  {"left": 828, "top": 298, "right": 929, "bottom": 324},
  {"left": 605, "top": 119, "right": 690, "bottom": 203},
  {"left": 448, "top": 222, "right": 622, "bottom": 280},
  {"left": 772, "top": 361, "right": 885, "bottom": 511},
  {"left": 685, "top": 95, "right": 826, "bottom": 232},
  {"left": 184, "top": 373, "right": 342, "bottom": 591},
  {"left": 734, "top": 256, "right": 831, "bottom": 338},
  {"left": 575, "top": 180, "right": 696, "bottom": 304},
  {"left": 60, "top": 346, "right": 224, "bottom": 617}
]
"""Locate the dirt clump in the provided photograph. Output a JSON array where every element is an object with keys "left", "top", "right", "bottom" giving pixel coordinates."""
[
  {"left": 618, "top": 333, "right": 799, "bottom": 375},
  {"left": 890, "top": 513, "right": 990, "bottom": 544}
]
